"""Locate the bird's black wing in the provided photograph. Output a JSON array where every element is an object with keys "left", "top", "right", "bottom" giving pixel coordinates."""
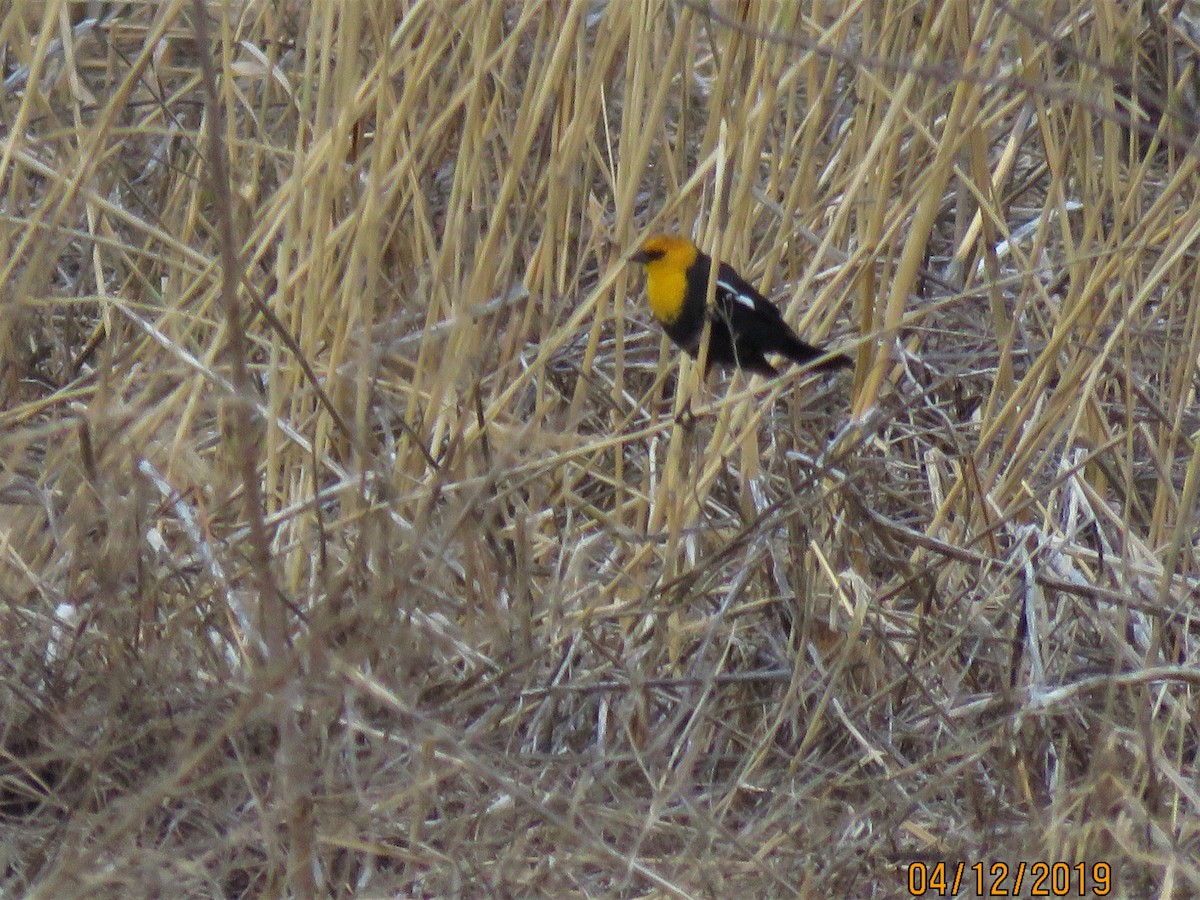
[
  {"left": 713, "top": 260, "right": 786, "bottom": 325},
  {"left": 710, "top": 259, "right": 787, "bottom": 326}
]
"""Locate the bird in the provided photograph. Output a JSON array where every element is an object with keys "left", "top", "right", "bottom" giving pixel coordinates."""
[{"left": 630, "top": 234, "right": 853, "bottom": 377}]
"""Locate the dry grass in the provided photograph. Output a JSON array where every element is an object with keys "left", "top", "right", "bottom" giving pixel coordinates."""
[{"left": 2, "top": 1, "right": 1199, "bottom": 896}]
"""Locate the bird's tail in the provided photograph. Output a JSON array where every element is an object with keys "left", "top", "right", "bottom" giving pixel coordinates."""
[{"left": 778, "top": 332, "right": 853, "bottom": 372}]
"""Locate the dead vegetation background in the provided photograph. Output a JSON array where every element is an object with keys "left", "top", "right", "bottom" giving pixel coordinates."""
[{"left": 2, "top": 1, "right": 1199, "bottom": 896}]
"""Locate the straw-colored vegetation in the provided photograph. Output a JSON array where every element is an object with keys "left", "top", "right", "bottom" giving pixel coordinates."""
[{"left": 3, "top": 1, "right": 1199, "bottom": 896}]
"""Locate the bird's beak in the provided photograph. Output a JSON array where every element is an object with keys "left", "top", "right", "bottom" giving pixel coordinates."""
[{"left": 629, "top": 249, "right": 651, "bottom": 265}]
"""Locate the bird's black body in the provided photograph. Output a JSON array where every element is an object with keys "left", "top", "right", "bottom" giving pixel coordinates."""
[{"left": 677, "top": 253, "right": 852, "bottom": 376}]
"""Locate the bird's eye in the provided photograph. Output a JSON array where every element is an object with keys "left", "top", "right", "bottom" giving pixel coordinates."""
[{"left": 632, "top": 247, "right": 667, "bottom": 264}]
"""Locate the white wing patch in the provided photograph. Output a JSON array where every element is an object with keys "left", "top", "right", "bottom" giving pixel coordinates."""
[{"left": 717, "top": 277, "right": 757, "bottom": 310}]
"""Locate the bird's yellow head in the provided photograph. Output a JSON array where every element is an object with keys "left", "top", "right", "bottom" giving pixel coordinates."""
[
  {"left": 630, "top": 235, "right": 699, "bottom": 325},
  {"left": 630, "top": 234, "right": 698, "bottom": 269}
]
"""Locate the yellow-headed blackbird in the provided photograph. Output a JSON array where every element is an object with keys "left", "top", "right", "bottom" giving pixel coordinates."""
[{"left": 631, "top": 234, "right": 852, "bottom": 376}]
